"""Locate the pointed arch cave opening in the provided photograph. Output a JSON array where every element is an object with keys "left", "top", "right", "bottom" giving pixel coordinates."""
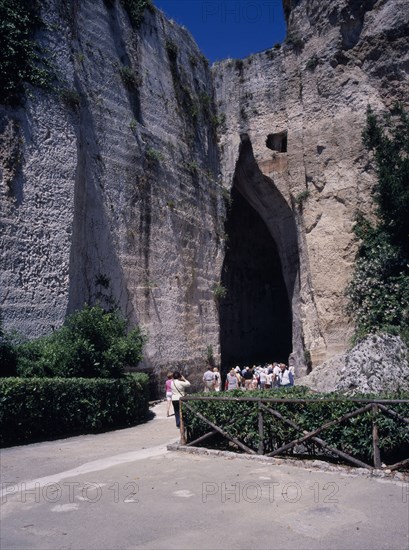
[{"left": 219, "top": 185, "right": 292, "bottom": 370}]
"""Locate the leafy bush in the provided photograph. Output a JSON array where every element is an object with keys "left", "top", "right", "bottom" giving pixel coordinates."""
[
  {"left": 212, "top": 282, "right": 227, "bottom": 301},
  {"left": 347, "top": 106, "right": 409, "bottom": 343},
  {"left": 286, "top": 32, "right": 304, "bottom": 50},
  {"left": 182, "top": 388, "right": 409, "bottom": 466},
  {"left": 16, "top": 305, "right": 146, "bottom": 378},
  {"left": 306, "top": 55, "right": 319, "bottom": 71},
  {"left": 119, "top": 65, "right": 136, "bottom": 88},
  {"left": 0, "top": 373, "right": 150, "bottom": 446},
  {"left": 146, "top": 147, "right": 163, "bottom": 163},
  {"left": 294, "top": 189, "right": 310, "bottom": 205}
]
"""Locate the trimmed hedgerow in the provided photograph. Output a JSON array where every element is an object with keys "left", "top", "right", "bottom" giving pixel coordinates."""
[
  {"left": 0, "top": 373, "right": 149, "bottom": 447},
  {"left": 182, "top": 387, "right": 409, "bottom": 466}
]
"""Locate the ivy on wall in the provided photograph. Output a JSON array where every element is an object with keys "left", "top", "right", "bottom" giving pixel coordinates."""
[
  {"left": 346, "top": 105, "right": 409, "bottom": 344},
  {"left": 0, "top": 0, "right": 51, "bottom": 105}
]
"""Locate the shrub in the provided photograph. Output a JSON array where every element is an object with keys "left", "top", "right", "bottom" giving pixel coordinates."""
[
  {"left": 0, "top": 374, "right": 150, "bottom": 446},
  {"left": 146, "top": 147, "right": 163, "bottom": 162},
  {"left": 182, "top": 388, "right": 409, "bottom": 466},
  {"left": 294, "top": 189, "right": 310, "bottom": 205},
  {"left": 286, "top": 32, "right": 304, "bottom": 50},
  {"left": 16, "top": 305, "right": 146, "bottom": 379},
  {"left": 119, "top": 65, "right": 136, "bottom": 88},
  {"left": 212, "top": 283, "right": 227, "bottom": 301},
  {"left": 184, "top": 160, "right": 198, "bottom": 173},
  {"left": 306, "top": 55, "right": 319, "bottom": 71}
]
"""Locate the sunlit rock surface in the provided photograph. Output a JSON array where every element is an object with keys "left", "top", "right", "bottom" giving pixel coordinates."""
[
  {"left": 1, "top": 0, "right": 408, "bottom": 385},
  {"left": 297, "top": 333, "right": 409, "bottom": 394}
]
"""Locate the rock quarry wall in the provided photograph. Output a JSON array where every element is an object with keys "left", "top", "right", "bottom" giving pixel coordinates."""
[
  {"left": 0, "top": 0, "right": 408, "bottom": 385},
  {"left": 0, "top": 0, "right": 225, "bottom": 386},
  {"left": 213, "top": 0, "right": 409, "bottom": 368}
]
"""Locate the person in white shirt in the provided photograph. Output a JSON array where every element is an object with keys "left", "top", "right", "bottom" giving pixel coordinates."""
[
  {"left": 278, "top": 363, "right": 294, "bottom": 387},
  {"left": 259, "top": 368, "right": 267, "bottom": 389},
  {"left": 171, "top": 372, "right": 191, "bottom": 428},
  {"left": 272, "top": 363, "right": 281, "bottom": 388},
  {"left": 213, "top": 367, "right": 221, "bottom": 391},
  {"left": 202, "top": 367, "right": 216, "bottom": 392}
]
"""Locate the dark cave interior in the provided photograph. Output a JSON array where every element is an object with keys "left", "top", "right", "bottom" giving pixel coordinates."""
[{"left": 219, "top": 185, "right": 292, "bottom": 370}]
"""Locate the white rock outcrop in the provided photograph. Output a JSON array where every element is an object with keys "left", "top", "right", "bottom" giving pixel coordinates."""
[{"left": 297, "top": 333, "right": 409, "bottom": 395}]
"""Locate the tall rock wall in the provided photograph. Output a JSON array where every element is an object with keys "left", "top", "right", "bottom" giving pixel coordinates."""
[
  {"left": 213, "top": 0, "right": 409, "bottom": 370},
  {"left": 1, "top": 0, "right": 408, "bottom": 382},
  {"left": 0, "top": 0, "right": 225, "bottom": 384}
]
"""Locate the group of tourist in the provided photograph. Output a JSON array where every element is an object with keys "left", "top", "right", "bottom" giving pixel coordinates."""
[
  {"left": 165, "top": 362, "right": 294, "bottom": 429},
  {"left": 201, "top": 362, "right": 295, "bottom": 391},
  {"left": 224, "top": 363, "right": 294, "bottom": 390}
]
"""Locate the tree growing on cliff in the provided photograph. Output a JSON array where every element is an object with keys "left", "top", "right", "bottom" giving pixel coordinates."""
[{"left": 347, "top": 105, "right": 409, "bottom": 343}]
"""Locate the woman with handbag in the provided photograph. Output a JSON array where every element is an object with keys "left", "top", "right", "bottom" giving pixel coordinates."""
[{"left": 171, "top": 372, "right": 191, "bottom": 428}]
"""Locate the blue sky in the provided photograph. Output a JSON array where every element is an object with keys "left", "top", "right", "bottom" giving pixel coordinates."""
[{"left": 153, "top": 0, "right": 287, "bottom": 63}]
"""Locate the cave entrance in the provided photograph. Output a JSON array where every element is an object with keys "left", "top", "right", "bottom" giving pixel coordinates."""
[
  {"left": 218, "top": 133, "right": 298, "bottom": 371},
  {"left": 219, "top": 185, "right": 292, "bottom": 369}
]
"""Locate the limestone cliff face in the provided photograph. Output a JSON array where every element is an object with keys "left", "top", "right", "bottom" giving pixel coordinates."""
[
  {"left": 213, "top": 0, "right": 409, "bottom": 369},
  {"left": 0, "top": 0, "right": 225, "bottom": 383},
  {"left": 0, "top": 0, "right": 408, "bottom": 381}
]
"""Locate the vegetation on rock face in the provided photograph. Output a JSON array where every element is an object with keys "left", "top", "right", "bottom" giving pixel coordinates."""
[
  {"left": 212, "top": 282, "right": 227, "bottom": 301},
  {"left": 120, "top": 0, "right": 154, "bottom": 28},
  {"left": 1, "top": 305, "right": 146, "bottom": 379},
  {"left": 347, "top": 105, "right": 409, "bottom": 344},
  {"left": 363, "top": 105, "right": 409, "bottom": 258},
  {"left": 0, "top": 0, "right": 51, "bottom": 105},
  {"left": 0, "top": 0, "right": 152, "bottom": 106}
]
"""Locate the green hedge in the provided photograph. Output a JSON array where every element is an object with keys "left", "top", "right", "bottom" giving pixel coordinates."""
[
  {"left": 182, "top": 387, "right": 409, "bottom": 466},
  {"left": 0, "top": 373, "right": 149, "bottom": 447}
]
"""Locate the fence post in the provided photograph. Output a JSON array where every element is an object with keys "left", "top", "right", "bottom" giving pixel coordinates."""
[
  {"left": 258, "top": 400, "right": 264, "bottom": 455},
  {"left": 180, "top": 400, "right": 186, "bottom": 445},
  {"left": 372, "top": 403, "right": 381, "bottom": 469}
]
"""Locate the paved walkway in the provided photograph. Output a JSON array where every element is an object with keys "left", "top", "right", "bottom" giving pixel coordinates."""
[{"left": 1, "top": 401, "right": 408, "bottom": 550}]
